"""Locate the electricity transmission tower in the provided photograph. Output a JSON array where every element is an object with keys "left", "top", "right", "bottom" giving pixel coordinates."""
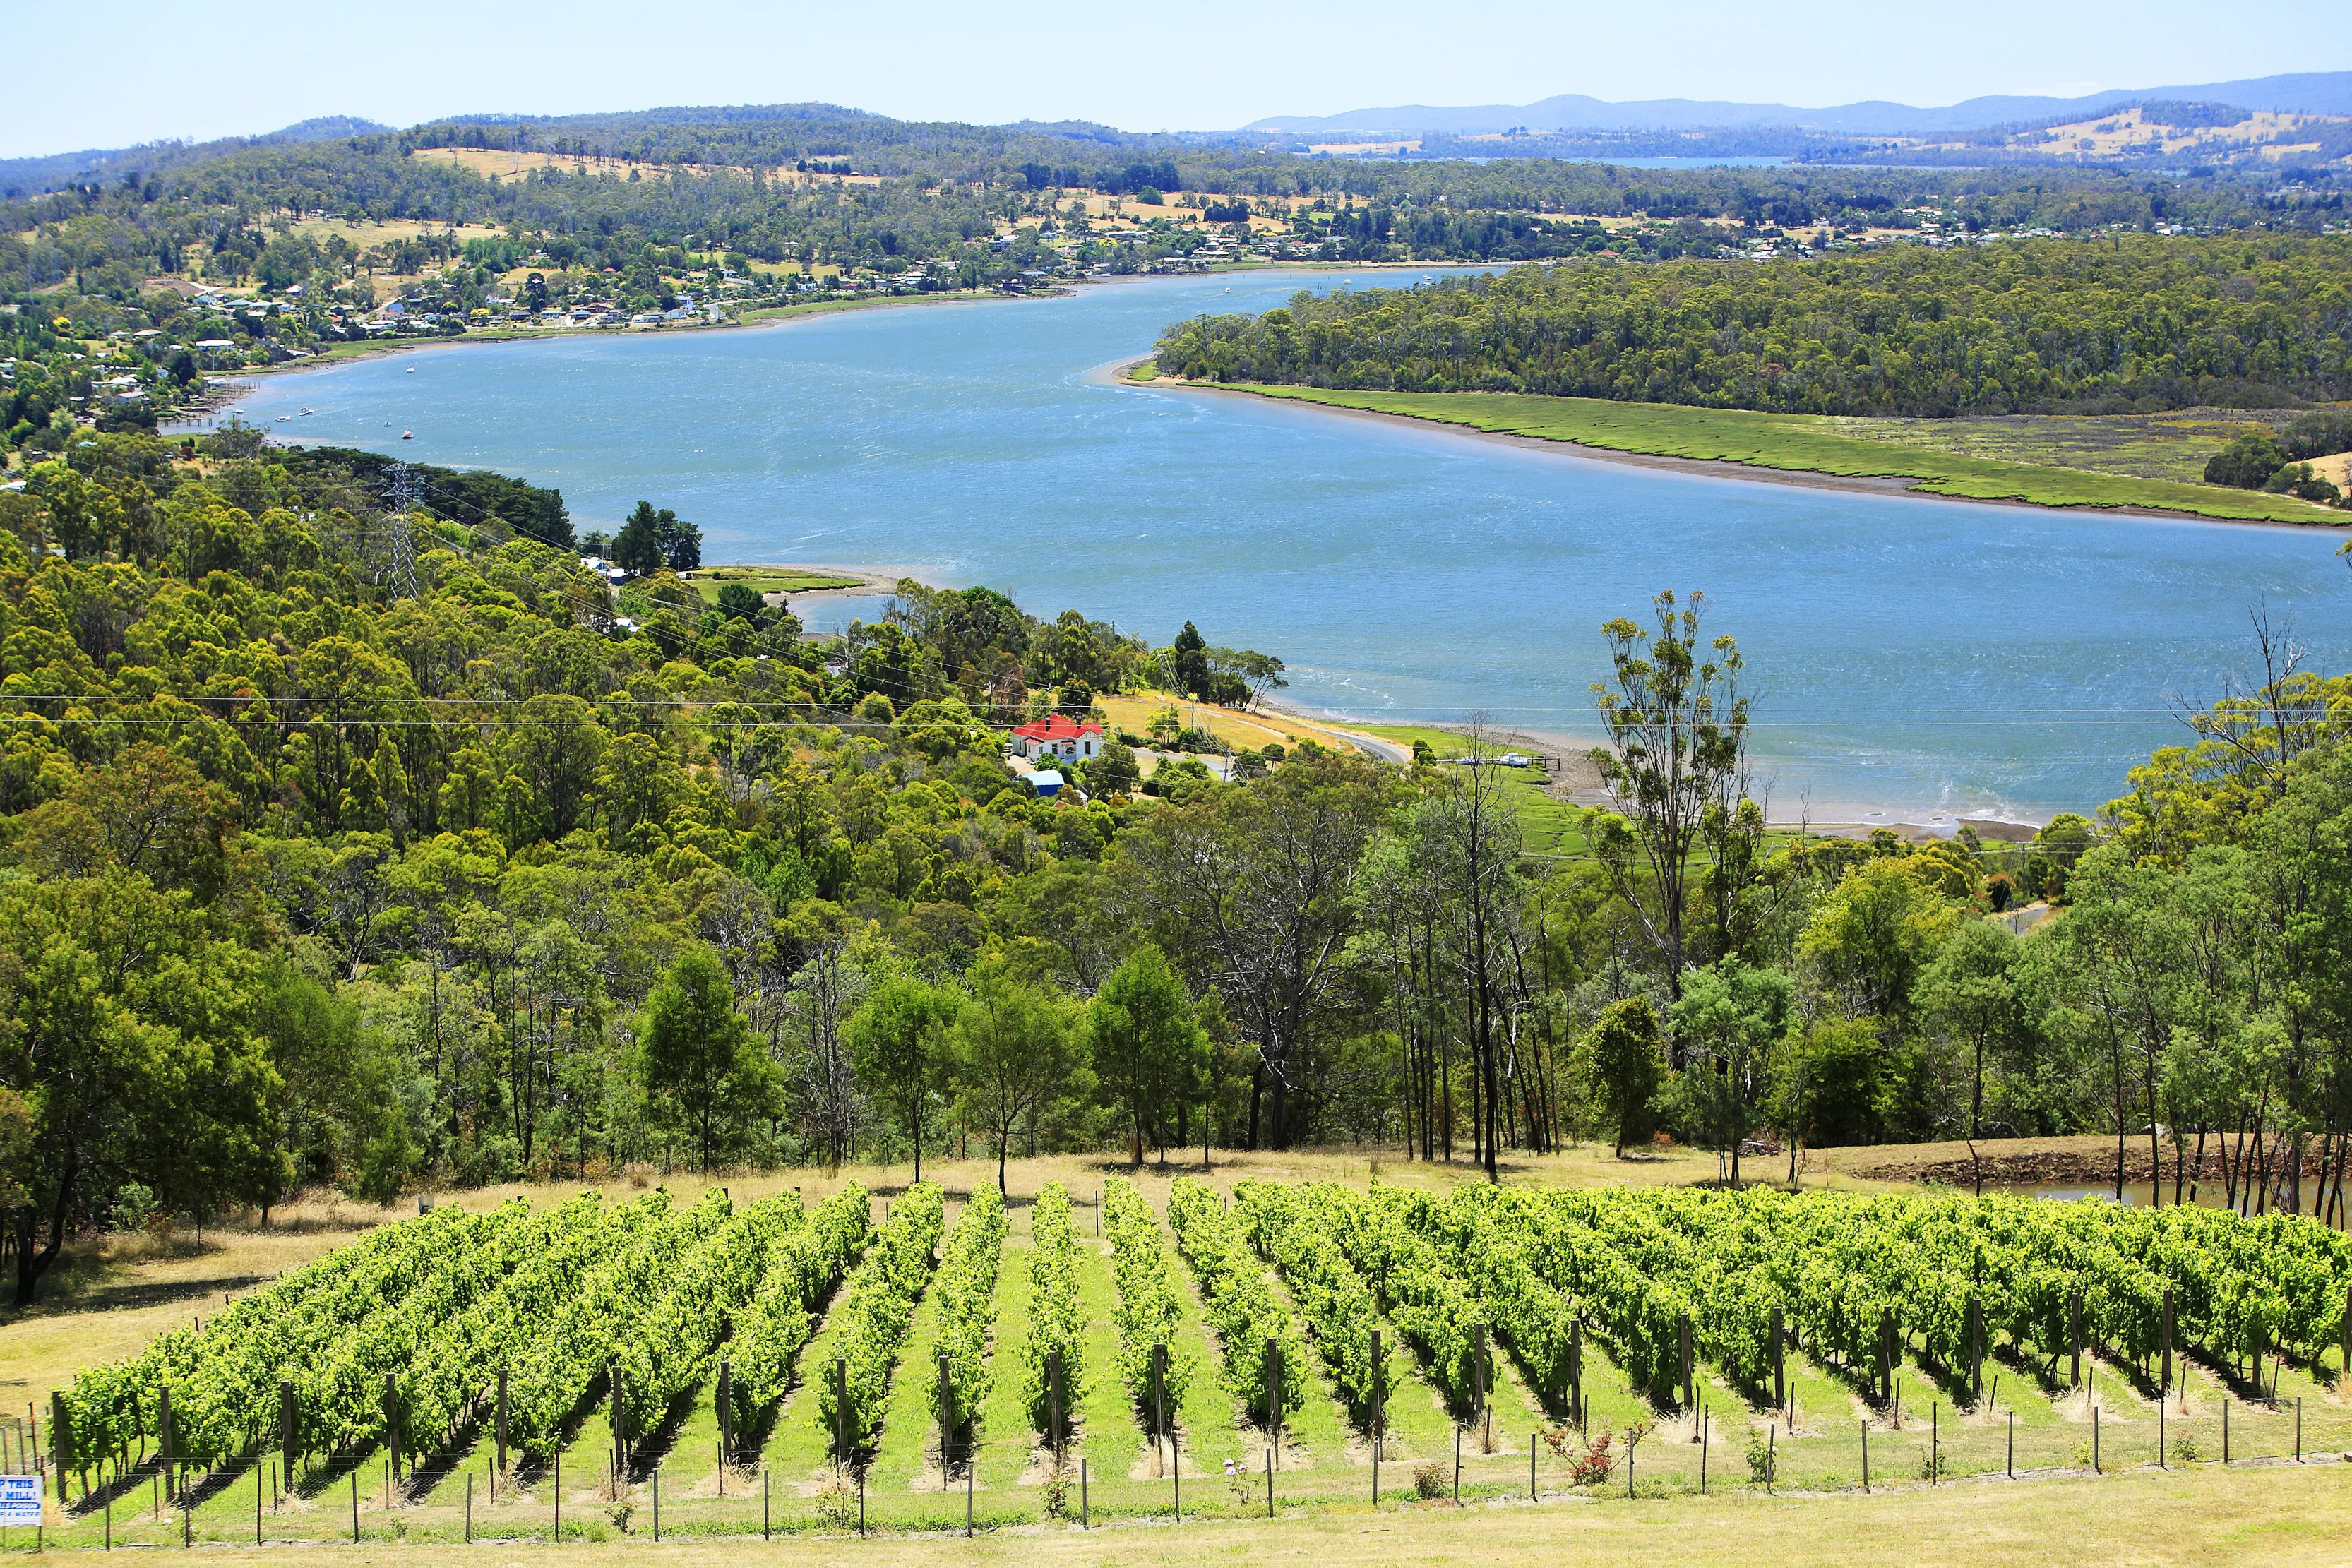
[{"left": 380, "top": 462, "right": 422, "bottom": 599}]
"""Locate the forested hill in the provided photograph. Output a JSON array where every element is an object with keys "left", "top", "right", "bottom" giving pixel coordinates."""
[
  {"left": 3, "top": 429, "right": 2348, "bottom": 1304},
  {"left": 1150, "top": 234, "right": 2352, "bottom": 416}
]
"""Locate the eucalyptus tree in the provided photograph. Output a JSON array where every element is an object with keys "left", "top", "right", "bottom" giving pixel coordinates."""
[{"left": 1588, "top": 591, "right": 1755, "bottom": 998}]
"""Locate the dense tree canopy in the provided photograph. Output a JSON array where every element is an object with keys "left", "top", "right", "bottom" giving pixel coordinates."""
[
  {"left": 3, "top": 424, "right": 2348, "bottom": 1304},
  {"left": 1154, "top": 234, "right": 2352, "bottom": 414}
]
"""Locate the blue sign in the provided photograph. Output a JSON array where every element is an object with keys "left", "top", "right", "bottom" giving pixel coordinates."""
[{"left": 0, "top": 1474, "right": 41, "bottom": 1526}]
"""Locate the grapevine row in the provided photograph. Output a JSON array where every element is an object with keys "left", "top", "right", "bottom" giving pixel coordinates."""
[
  {"left": 926, "top": 1186, "right": 1009, "bottom": 1435},
  {"left": 616, "top": 1194, "right": 806, "bottom": 1441},
  {"left": 729, "top": 1183, "right": 874, "bottom": 1426},
  {"left": 505, "top": 1188, "right": 733, "bottom": 1460},
  {"left": 1018, "top": 1183, "right": 1084, "bottom": 1438},
  {"left": 814, "top": 1183, "right": 945, "bottom": 1454},
  {"left": 1232, "top": 1180, "right": 1383, "bottom": 1411},
  {"left": 1167, "top": 1179, "right": 1307, "bottom": 1419},
  {"left": 1102, "top": 1179, "right": 1191, "bottom": 1425}
]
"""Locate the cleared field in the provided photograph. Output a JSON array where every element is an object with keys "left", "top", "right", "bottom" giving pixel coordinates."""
[
  {"left": 1201, "top": 385, "right": 2345, "bottom": 526},
  {"left": 1094, "top": 690, "right": 1364, "bottom": 757},
  {"left": 14, "top": 1147, "right": 2345, "bottom": 1557},
  {"left": 679, "top": 566, "right": 867, "bottom": 602}
]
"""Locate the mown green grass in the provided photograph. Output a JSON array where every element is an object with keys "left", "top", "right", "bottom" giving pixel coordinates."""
[
  {"left": 1223, "top": 385, "right": 2344, "bottom": 526},
  {"left": 1353, "top": 723, "right": 1591, "bottom": 859}
]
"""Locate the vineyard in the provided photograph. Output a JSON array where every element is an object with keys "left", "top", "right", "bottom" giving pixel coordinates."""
[{"left": 23, "top": 1172, "right": 2352, "bottom": 1545}]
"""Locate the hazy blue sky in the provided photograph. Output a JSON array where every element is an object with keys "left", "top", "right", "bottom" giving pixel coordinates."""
[{"left": 4, "top": 0, "right": 2343, "bottom": 157}]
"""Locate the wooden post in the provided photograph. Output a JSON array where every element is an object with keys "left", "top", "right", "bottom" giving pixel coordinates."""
[
  {"left": 938, "top": 1350, "right": 954, "bottom": 1490},
  {"left": 833, "top": 1358, "right": 849, "bottom": 1465},
  {"left": 1371, "top": 1329, "right": 1386, "bottom": 1461},
  {"left": 2162, "top": 1288, "right": 2175, "bottom": 1400},
  {"left": 2070, "top": 1290, "right": 2084, "bottom": 1387},
  {"left": 1678, "top": 1312, "right": 1694, "bottom": 1411},
  {"left": 652, "top": 1468, "right": 659, "bottom": 1541},
  {"left": 1473, "top": 1323, "right": 1490, "bottom": 1449},
  {"left": 1568, "top": 1318, "right": 1583, "bottom": 1428},
  {"left": 1967, "top": 1297, "right": 1984, "bottom": 1401},
  {"left": 465, "top": 1474, "right": 472, "bottom": 1544},
  {"left": 1151, "top": 1343, "right": 1168, "bottom": 1444},
  {"left": 382, "top": 1372, "right": 400, "bottom": 1481},
  {"left": 1769, "top": 1305, "right": 1785, "bottom": 1413},
  {"left": 717, "top": 1358, "right": 732, "bottom": 1497},
  {"left": 1270, "top": 1335, "right": 1289, "bottom": 1457},
  {"left": 496, "top": 1370, "right": 508, "bottom": 1480},
  {"left": 1861, "top": 1420, "right": 1869, "bottom": 1492},
  {"left": 157, "top": 1387, "right": 172, "bottom": 1499},
  {"left": 51, "top": 1394, "right": 67, "bottom": 1504},
  {"left": 350, "top": 1470, "right": 358, "bottom": 1544},
  {"left": 609, "top": 1362, "right": 624, "bottom": 1488},
  {"left": 1049, "top": 1349, "right": 1065, "bottom": 1462},
  {"left": 278, "top": 1382, "right": 296, "bottom": 1488}
]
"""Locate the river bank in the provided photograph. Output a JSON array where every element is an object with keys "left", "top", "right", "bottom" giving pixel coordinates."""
[{"left": 1138, "top": 376, "right": 2342, "bottom": 530}]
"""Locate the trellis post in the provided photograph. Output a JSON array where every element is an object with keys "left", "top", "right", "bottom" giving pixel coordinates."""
[
  {"left": 832, "top": 1358, "right": 849, "bottom": 1467},
  {"left": 1263, "top": 1340, "right": 1282, "bottom": 1464},
  {"left": 1049, "top": 1349, "right": 1066, "bottom": 1463},
  {"left": 280, "top": 1381, "right": 296, "bottom": 1488},
  {"left": 2161, "top": 1288, "right": 2175, "bottom": 1400},
  {"left": 1769, "top": 1305, "right": 1785, "bottom": 1413},
  {"left": 937, "top": 1350, "right": 955, "bottom": 1490}
]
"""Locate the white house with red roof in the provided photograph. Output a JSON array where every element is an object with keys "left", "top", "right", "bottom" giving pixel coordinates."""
[{"left": 1010, "top": 713, "right": 1103, "bottom": 762}]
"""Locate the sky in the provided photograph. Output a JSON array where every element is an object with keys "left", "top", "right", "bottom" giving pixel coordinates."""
[{"left": 4, "top": 0, "right": 2344, "bottom": 158}]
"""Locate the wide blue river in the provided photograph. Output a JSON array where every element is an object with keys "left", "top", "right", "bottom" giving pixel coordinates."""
[{"left": 227, "top": 268, "right": 2351, "bottom": 823}]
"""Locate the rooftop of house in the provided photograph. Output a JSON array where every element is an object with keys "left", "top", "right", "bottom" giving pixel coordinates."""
[{"left": 1011, "top": 714, "right": 1104, "bottom": 741}]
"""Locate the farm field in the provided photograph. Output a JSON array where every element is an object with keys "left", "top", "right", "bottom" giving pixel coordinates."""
[
  {"left": 1201, "top": 385, "right": 2343, "bottom": 525},
  {"left": 12, "top": 1153, "right": 2348, "bottom": 1555}
]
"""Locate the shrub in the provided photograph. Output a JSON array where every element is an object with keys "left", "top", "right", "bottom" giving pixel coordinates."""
[
  {"left": 2203, "top": 432, "right": 2285, "bottom": 489},
  {"left": 1412, "top": 1460, "right": 1448, "bottom": 1499}
]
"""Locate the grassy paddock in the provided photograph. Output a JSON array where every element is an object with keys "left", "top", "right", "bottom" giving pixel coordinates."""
[{"left": 1210, "top": 385, "right": 2344, "bottom": 526}]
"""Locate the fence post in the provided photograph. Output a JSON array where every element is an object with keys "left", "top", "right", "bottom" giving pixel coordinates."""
[
  {"left": 1769, "top": 1305, "right": 1785, "bottom": 1414},
  {"left": 157, "top": 1388, "right": 172, "bottom": 1501},
  {"left": 496, "top": 1370, "right": 508, "bottom": 1483},
  {"left": 1678, "top": 1312, "right": 1695, "bottom": 1411},
  {"left": 1530, "top": 1430, "right": 1537, "bottom": 1500},
  {"left": 1861, "top": 1420, "right": 1869, "bottom": 1492},
  {"left": 1372, "top": 1329, "right": 1386, "bottom": 1464},
  {"left": 349, "top": 1471, "right": 357, "bottom": 1543},
  {"left": 2070, "top": 1291, "right": 2084, "bottom": 1388},
  {"left": 52, "top": 1394, "right": 68, "bottom": 1504}
]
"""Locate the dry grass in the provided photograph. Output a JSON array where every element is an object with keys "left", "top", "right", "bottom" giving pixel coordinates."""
[
  {"left": 1092, "top": 690, "right": 1365, "bottom": 755},
  {"left": 47, "top": 1463, "right": 2352, "bottom": 1568}
]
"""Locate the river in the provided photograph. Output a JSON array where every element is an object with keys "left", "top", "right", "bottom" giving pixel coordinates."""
[{"left": 223, "top": 268, "right": 2352, "bottom": 823}]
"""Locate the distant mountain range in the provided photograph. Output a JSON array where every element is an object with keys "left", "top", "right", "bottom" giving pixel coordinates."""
[
  {"left": 0, "top": 116, "right": 391, "bottom": 194},
  {"left": 1242, "top": 71, "right": 2352, "bottom": 138}
]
